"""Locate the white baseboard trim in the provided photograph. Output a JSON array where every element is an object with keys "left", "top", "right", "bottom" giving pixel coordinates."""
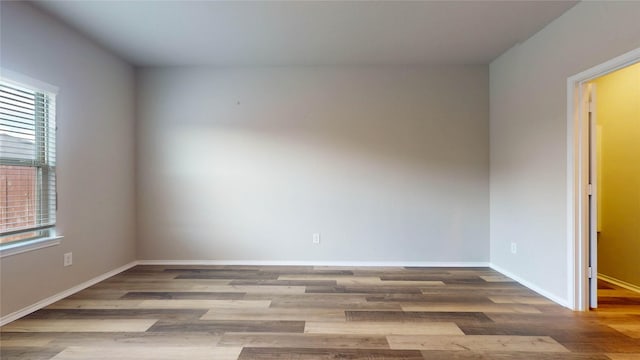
[
  {"left": 599, "top": 273, "right": 640, "bottom": 294},
  {"left": 137, "top": 260, "right": 490, "bottom": 267},
  {"left": 0, "top": 261, "right": 138, "bottom": 326},
  {"left": 490, "top": 263, "right": 570, "bottom": 308}
]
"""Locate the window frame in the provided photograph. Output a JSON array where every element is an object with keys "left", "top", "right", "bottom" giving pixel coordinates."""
[{"left": 0, "top": 70, "right": 62, "bottom": 257}]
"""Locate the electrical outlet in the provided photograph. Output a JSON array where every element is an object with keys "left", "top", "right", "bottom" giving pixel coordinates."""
[
  {"left": 312, "top": 233, "right": 320, "bottom": 244},
  {"left": 64, "top": 252, "right": 73, "bottom": 266},
  {"left": 510, "top": 242, "right": 517, "bottom": 254}
]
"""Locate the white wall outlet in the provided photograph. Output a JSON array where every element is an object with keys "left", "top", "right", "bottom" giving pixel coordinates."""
[
  {"left": 312, "top": 233, "right": 321, "bottom": 244},
  {"left": 510, "top": 242, "right": 517, "bottom": 254},
  {"left": 63, "top": 252, "right": 73, "bottom": 266}
]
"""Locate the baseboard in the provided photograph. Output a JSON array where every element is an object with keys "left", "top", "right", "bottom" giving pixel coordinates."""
[
  {"left": 0, "top": 261, "right": 138, "bottom": 326},
  {"left": 490, "top": 263, "right": 570, "bottom": 308},
  {"left": 599, "top": 273, "right": 640, "bottom": 294},
  {"left": 137, "top": 259, "right": 490, "bottom": 267}
]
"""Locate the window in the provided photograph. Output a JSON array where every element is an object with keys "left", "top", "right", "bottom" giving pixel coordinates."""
[{"left": 0, "top": 76, "right": 57, "bottom": 250}]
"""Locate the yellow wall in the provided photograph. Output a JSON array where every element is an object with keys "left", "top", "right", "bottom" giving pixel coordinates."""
[{"left": 592, "top": 62, "right": 640, "bottom": 289}]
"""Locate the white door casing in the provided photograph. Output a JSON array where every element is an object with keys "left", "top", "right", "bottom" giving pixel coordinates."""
[{"left": 587, "top": 83, "right": 598, "bottom": 309}]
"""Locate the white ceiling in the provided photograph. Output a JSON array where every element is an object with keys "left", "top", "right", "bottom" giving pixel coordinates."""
[{"left": 33, "top": 0, "right": 578, "bottom": 67}]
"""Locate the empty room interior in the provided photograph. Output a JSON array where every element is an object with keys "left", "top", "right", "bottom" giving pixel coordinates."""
[{"left": 1, "top": 1, "right": 639, "bottom": 359}]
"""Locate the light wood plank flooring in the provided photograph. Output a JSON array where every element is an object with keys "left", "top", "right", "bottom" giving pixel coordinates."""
[{"left": 1, "top": 266, "right": 639, "bottom": 359}]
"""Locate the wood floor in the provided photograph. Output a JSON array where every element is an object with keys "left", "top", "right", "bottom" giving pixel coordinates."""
[{"left": 1, "top": 265, "right": 639, "bottom": 359}]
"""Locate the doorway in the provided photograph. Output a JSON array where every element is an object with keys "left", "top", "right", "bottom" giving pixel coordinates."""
[
  {"left": 588, "top": 63, "right": 640, "bottom": 309},
  {"left": 567, "top": 47, "right": 640, "bottom": 311}
]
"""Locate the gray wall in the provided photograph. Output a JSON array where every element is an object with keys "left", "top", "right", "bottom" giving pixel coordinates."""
[
  {"left": 0, "top": 2, "right": 136, "bottom": 317},
  {"left": 490, "top": 1, "right": 640, "bottom": 304},
  {"left": 137, "top": 66, "right": 489, "bottom": 263}
]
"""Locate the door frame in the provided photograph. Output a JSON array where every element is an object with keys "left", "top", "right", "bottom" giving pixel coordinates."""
[{"left": 566, "top": 47, "right": 640, "bottom": 311}]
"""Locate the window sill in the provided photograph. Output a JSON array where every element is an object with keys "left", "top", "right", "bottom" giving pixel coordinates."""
[{"left": 0, "top": 235, "right": 63, "bottom": 258}]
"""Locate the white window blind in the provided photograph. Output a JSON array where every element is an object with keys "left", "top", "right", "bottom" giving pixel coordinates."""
[{"left": 0, "top": 78, "right": 57, "bottom": 244}]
